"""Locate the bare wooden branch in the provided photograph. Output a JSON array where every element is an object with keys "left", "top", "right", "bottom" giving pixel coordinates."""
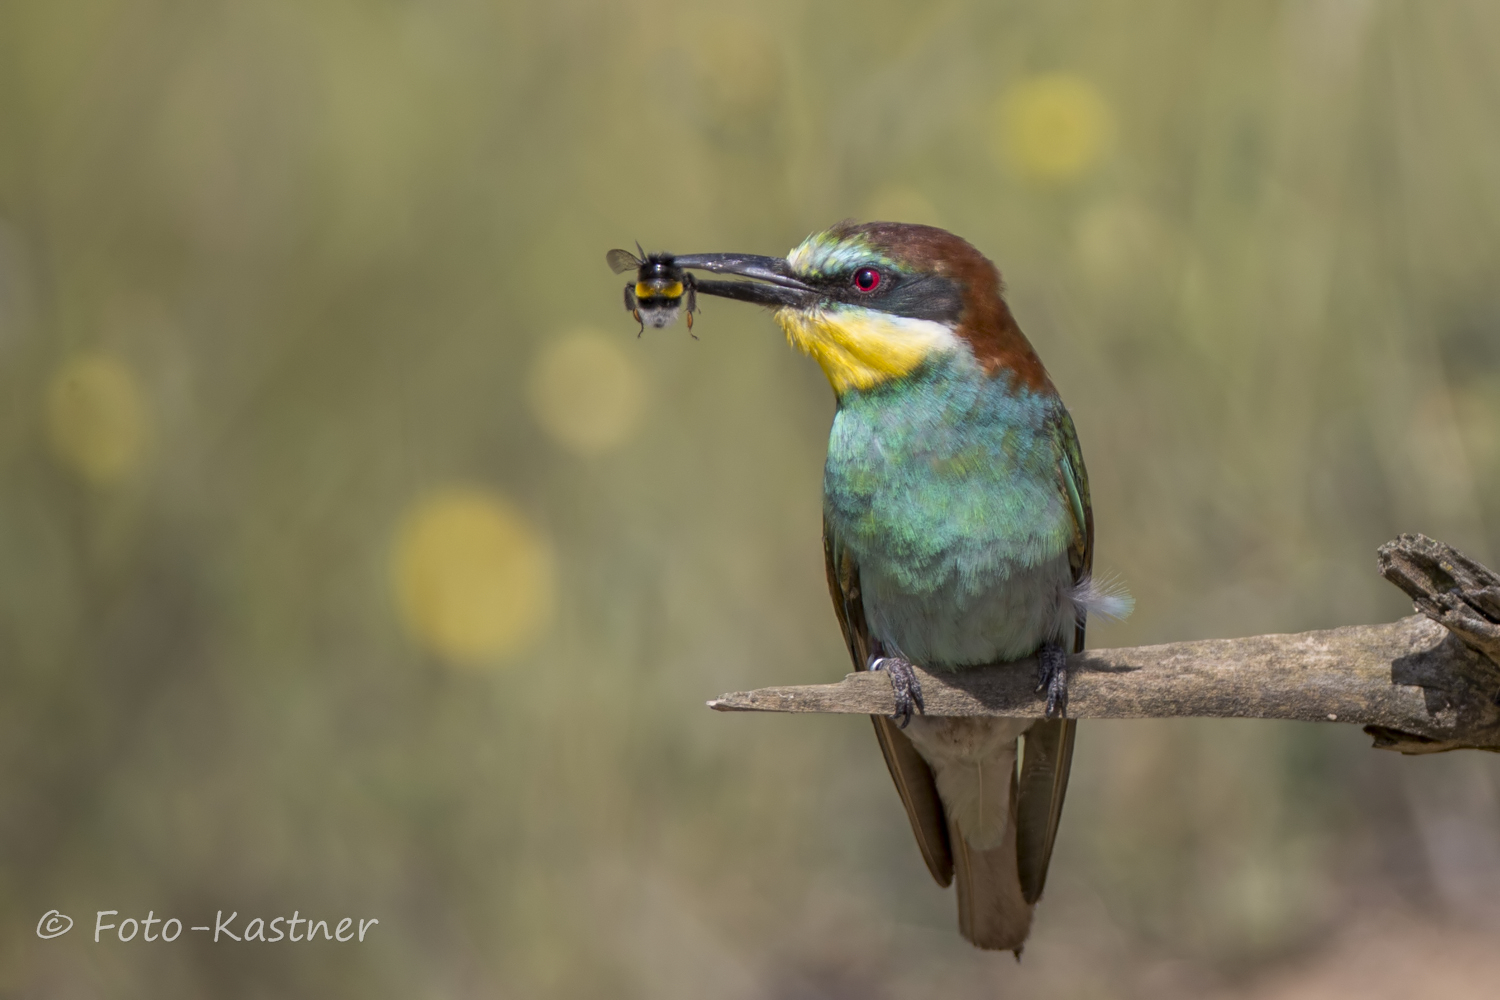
[
  {"left": 710, "top": 535, "right": 1500, "bottom": 754},
  {"left": 1378, "top": 534, "right": 1500, "bottom": 663}
]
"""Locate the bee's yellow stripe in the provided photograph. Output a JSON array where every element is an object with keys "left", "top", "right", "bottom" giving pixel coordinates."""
[
  {"left": 774, "top": 307, "right": 958, "bottom": 395},
  {"left": 636, "top": 281, "right": 683, "bottom": 299}
]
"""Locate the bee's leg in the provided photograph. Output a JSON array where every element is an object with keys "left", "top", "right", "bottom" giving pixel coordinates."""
[
  {"left": 685, "top": 281, "right": 698, "bottom": 339},
  {"left": 624, "top": 285, "right": 644, "bottom": 336}
]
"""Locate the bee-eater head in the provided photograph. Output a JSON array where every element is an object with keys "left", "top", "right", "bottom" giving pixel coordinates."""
[{"left": 677, "top": 221, "right": 1050, "bottom": 397}]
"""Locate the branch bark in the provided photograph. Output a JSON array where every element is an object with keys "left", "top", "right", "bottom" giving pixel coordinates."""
[{"left": 709, "top": 535, "right": 1500, "bottom": 754}]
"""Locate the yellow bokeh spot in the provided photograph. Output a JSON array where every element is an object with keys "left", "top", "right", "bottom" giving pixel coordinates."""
[
  {"left": 527, "top": 329, "right": 645, "bottom": 456},
  {"left": 46, "top": 352, "right": 147, "bottom": 486},
  {"left": 995, "top": 74, "right": 1113, "bottom": 184},
  {"left": 392, "top": 489, "right": 555, "bottom": 665}
]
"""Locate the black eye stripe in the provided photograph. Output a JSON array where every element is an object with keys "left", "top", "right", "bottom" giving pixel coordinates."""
[{"left": 794, "top": 269, "right": 961, "bottom": 323}]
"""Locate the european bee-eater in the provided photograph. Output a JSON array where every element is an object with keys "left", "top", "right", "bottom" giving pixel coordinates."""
[{"left": 654, "top": 221, "right": 1128, "bottom": 953}]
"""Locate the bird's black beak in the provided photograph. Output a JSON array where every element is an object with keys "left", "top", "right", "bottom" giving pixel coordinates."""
[{"left": 673, "top": 253, "right": 819, "bottom": 310}]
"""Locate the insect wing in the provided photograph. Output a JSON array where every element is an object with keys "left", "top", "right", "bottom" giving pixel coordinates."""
[{"left": 606, "top": 248, "right": 642, "bottom": 274}]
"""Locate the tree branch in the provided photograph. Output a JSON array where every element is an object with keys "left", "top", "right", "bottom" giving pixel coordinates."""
[{"left": 709, "top": 535, "right": 1500, "bottom": 754}]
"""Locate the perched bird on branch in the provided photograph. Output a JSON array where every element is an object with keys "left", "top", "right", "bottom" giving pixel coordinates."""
[{"left": 648, "top": 222, "right": 1129, "bottom": 953}]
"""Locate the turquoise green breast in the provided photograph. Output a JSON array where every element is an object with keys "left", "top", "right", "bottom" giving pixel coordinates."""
[{"left": 823, "top": 350, "right": 1074, "bottom": 597}]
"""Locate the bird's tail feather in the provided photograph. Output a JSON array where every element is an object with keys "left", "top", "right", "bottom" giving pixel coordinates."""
[{"left": 951, "top": 770, "right": 1034, "bottom": 953}]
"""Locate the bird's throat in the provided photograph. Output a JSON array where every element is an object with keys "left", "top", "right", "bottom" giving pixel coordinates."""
[{"left": 774, "top": 306, "right": 960, "bottom": 395}]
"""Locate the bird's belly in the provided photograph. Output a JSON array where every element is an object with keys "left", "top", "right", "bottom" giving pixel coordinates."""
[{"left": 860, "top": 551, "right": 1075, "bottom": 668}]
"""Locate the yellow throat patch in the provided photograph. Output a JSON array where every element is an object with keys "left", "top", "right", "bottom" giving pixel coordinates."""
[{"left": 774, "top": 306, "right": 958, "bottom": 395}]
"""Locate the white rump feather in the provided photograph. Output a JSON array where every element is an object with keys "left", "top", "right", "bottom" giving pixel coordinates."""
[{"left": 1072, "top": 573, "right": 1134, "bottom": 622}]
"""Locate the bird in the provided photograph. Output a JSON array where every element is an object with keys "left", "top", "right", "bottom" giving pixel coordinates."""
[{"left": 659, "top": 221, "right": 1130, "bottom": 954}]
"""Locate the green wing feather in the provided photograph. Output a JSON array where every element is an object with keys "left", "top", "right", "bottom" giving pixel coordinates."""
[
  {"left": 1014, "top": 407, "right": 1092, "bottom": 904},
  {"left": 823, "top": 517, "right": 954, "bottom": 887}
]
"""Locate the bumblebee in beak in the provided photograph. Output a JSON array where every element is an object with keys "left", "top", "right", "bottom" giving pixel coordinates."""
[
  {"left": 605, "top": 246, "right": 825, "bottom": 336},
  {"left": 606, "top": 245, "right": 698, "bottom": 336}
]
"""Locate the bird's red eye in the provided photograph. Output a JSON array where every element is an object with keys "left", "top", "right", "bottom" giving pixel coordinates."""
[{"left": 854, "top": 268, "right": 881, "bottom": 292}]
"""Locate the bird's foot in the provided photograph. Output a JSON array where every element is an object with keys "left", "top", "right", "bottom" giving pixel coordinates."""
[
  {"left": 1035, "top": 642, "right": 1069, "bottom": 719},
  {"left": 869, "top": 654, "right": 924, "bottom": 728}
]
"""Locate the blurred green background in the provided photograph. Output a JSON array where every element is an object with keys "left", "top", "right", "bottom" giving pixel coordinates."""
[{"left": 4, "top": 1, "right": 1500, "bottom": 996}]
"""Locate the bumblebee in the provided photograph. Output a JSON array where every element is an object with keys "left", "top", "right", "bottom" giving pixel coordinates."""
[{"left": 605, "top": 245, "right": 698, "bottom": 336}]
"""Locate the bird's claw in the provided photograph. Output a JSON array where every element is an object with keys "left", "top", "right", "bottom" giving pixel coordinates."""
[
  {"left": 1035, "top": 642, "right": 1069, "bottom": 719},
  {"left": 870, "top": 655, "right": 924, "bottom": 728}
]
